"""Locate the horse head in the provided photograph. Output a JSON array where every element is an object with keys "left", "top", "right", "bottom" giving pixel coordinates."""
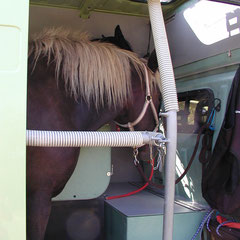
[
  {"left": 98, "top": 26, "right": 162, "bottom": 161},
  {"left": 113, "top": 64, "right": 161, "bottom": 162},
  {"left": 147, "top": 50, "right": 158, "bottom": 72},
  {"left": 94, "top": 25, "right": 132, "bottom": 51}
]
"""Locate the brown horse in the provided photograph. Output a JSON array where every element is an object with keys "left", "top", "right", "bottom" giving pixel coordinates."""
[{"left": 27, "top": 28, "right": 161, "bottom": 240}]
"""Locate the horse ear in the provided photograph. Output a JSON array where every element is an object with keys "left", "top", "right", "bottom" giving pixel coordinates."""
[{"left": 115, "top": 25, "right": 125, "bottom": 40}]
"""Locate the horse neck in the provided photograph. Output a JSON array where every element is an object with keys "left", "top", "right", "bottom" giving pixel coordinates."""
[
  {"left": 74, "top": 103, "right": 123, "bottom": 131},
  {"left": 28, "top": 77, "right": 122, "bottom": 132}
]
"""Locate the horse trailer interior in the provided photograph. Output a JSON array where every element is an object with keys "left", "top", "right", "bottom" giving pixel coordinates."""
[{"left": 1, "top": 0, "right": 240, "bottom": 240}]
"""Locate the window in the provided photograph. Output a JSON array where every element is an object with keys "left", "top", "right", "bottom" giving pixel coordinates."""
[
  {"left": 177, "top": 89, "right": 214, "bottom": 133},
  {"left": 184, "top": 1, "right": 240, "bottom": 45}
]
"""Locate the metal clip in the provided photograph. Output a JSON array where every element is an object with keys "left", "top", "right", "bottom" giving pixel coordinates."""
[
  {"left": 133, "top": 148, "right": 139, "bottom": 165},
  {"left": 146, "top": 95, "right": 152, "bottom": 102},
  {"left": 154, "top": 144, "right": 166, "bottom": 172}
]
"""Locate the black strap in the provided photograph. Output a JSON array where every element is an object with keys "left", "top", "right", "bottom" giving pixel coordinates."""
[{"left": 135, "top": 123, "right": 212, "bottom": 188}]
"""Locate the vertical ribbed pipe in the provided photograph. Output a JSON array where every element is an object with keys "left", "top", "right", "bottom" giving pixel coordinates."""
[
  {"left": 148, "top": 1, "right": 178, "bottom": 240},
  {"left": 148, "top": 0, "right": 178, "bottom": 112}
]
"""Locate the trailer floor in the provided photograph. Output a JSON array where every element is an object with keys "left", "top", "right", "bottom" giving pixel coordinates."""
[{"left": 45, "top": 183, "right": 207, "bottom": 240}]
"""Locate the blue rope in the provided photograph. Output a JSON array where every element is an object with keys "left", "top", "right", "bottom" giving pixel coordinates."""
[
  {"left": 206, "top": 211, "right": 212, "bottom": 232},
  {"left": 191, "top": 209, "right": 215, "bottom": 240},
  {"left": 216, "top": 220, "right": 232, "bottom": 236},
  {"left": 215, "top": 213, "right": 237, "bottom": 236},
  {"left": 207, "top": 109, "right": 216, "bottom": 130}
]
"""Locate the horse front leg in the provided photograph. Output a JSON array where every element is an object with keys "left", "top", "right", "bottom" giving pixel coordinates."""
[
  {"left": 26, "top": 147, "right": 80, "bottom": 240},
  {"left": 27, "top": 191, "right": 51, "bottom": 240}
]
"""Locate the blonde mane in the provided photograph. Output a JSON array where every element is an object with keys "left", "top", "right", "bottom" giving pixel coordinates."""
[{"left": 29, "top": 28, "right": 158, "bottom": 109}]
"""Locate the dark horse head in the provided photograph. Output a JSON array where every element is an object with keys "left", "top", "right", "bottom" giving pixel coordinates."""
[
  {"left": 147, "top": 49, "right": 158, "bottom": 72},
  {"left": 94, "top": 25, "right": 158, "bottom": 74},
  {"left": 27, "top": 28, "right": 161, "bottom": 240},
  {"left": 93, "top": 25, "right": 132, "bottom": 51}
]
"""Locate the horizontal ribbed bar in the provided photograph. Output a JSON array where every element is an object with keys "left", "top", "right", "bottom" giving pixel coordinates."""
[{"left": 26, "top": 130, "right": 163, "bottom": 147}]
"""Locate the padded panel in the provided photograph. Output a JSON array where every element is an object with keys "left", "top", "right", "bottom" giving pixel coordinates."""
[{"left": 54, "top": 125, "right": 112, "bottom": 201}]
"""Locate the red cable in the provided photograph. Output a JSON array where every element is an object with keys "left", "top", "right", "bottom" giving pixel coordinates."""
[
  {"left": 106, "top": 158, "right": 154, "bottom": 200},
  {"left": 223, "top": 222, "right": 240, "bottom": 229},
  {"left": 217, "top": 215, "right": 240, "bottom": 229}
]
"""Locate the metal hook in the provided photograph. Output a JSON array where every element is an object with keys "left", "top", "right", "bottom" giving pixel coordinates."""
[
  {"left": 154, "top": 144, "right": 166, "bottom": 172},
  {"left": 133, "top": 148, "right": 139, "bottom": 165}
]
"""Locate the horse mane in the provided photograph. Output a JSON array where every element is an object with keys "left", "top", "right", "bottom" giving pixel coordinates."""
[{"left": 28, "top": 28, "right": 159, "bottom": 109}]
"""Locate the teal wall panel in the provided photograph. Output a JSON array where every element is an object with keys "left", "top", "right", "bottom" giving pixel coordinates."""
[{"left": 173, "top": 50, "right": 240, "bottom": 205}]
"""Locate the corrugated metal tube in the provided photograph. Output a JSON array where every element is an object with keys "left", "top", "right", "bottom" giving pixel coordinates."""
[
  {"left": 26, "top": 130, "right": 163, "bottom": 147},
  {"left": 148, "top": 0, "right": 179, "bottom": 112}
]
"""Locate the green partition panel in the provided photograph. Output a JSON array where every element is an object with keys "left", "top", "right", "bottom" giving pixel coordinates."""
[
  {"left": 0, "top": 1, "right": 29, "bottom": 239},
  {"left": 53, "top": 125, "right": 112, "bottom": 201}
]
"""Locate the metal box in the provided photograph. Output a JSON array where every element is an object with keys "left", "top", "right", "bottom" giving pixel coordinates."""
[{"left": 105, "top": 183, "right": 207, "bottom": 240}]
